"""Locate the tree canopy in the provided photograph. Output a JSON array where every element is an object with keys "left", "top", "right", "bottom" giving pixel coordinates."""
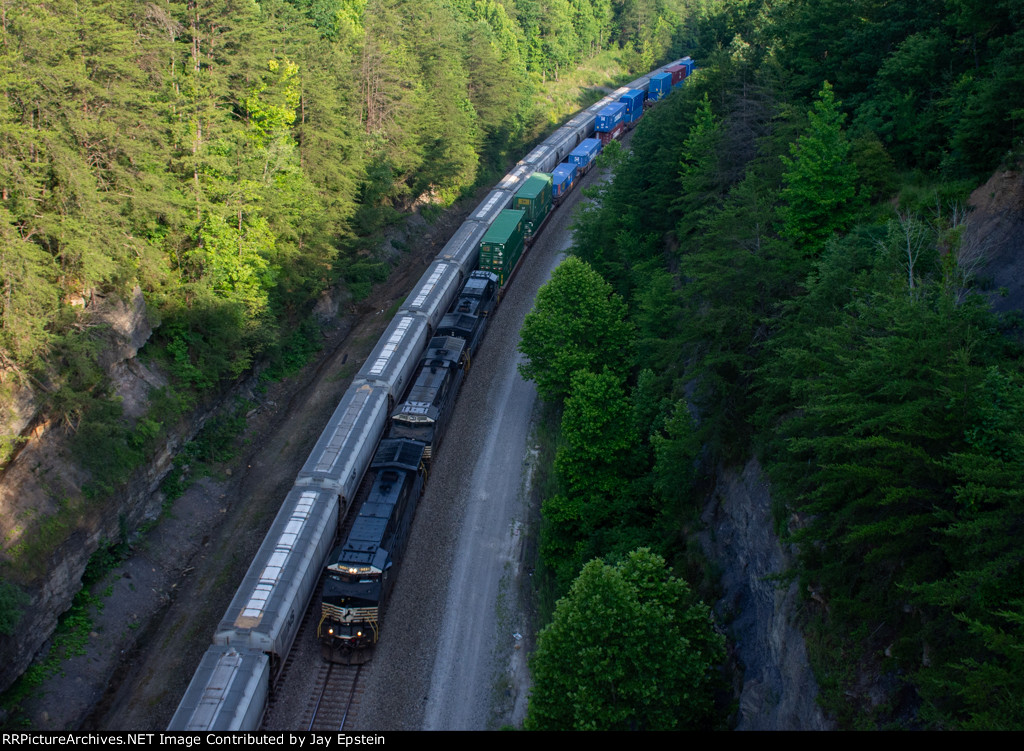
[
  {"left": 780, "top": 81, "right": 860, "bottom": 254},
  {"left": 517, "top": 256, "right": 635, "bottom": 402},
  {"left": 525, "top": 548, "right": 725, "bottom": 731}
]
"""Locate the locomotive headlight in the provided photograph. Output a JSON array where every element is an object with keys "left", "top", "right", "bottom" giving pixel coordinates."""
[{"left": 328, "top": 628, "right": 334, "bottom": 635}]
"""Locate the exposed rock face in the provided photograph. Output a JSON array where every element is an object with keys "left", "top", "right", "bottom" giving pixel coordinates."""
[
  {"left": 0, "top": 381, "right": 41, "bottom": 453},
  {"left": 94, "top": 287, "right": 153, "bottom": 373},
  {"left": 702, "top": 458, "right": 832, "bottom": 730},
  {"left": 963, "top": 168, "right": 1024, "bottom": 313},
  {"left": 0, "top": 286, "right": 169, "bottom": 694}
]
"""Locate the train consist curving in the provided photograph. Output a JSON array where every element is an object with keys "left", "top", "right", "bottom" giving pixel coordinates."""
[{"left": 168, "top": 56, "right": 694, "bottom": 732}]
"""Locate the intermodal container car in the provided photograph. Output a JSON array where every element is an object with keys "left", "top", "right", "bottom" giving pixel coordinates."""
[
  {"left": 478, "top": 209, "right": 526, "bottom": 287},
  {"left": 551, "top": 163, "right": 577, "bottom": 203},
  {"left": 568, "top": 138, "right": 602, "bottom": 174},
  {"left": 595, "top": 102, "right": 626, "bottom": 133},
  {"left": 648, "top": 72, "right": 672, "bottom": 102},
  {"left": 514, "top": 173, "right": 553, "bottom": 237},
  {"left": 619, "top": 90, "right": 646, "bottom": 125},
  {"left": 666, "top": 63, "right": 687, "bottom": 88}
]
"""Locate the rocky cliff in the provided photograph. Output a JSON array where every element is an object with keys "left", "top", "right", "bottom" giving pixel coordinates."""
[{"left": 0, "top": 288, "right": 181, "bottom": 693}]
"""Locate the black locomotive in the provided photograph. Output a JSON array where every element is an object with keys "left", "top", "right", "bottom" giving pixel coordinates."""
[{"left": 317, "top": 270, "right": 499, "bottom": 662}]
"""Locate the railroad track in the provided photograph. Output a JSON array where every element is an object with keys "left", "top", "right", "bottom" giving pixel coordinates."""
[
  {"left": 261, "top": 579, "right": 367, "bottom": 731},
  {"left": 262, "top": 481, "right": 372, "bottom": 730},
  {"left": 305, "top": 663, "right": 364, "bottom": 731}
]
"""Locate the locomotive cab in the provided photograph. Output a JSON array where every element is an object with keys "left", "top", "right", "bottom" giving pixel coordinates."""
[{"left": 320, "top": 549, "right": 389, "bottom": 661}]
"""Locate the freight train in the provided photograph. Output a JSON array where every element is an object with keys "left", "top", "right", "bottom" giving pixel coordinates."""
[{"left": 168, "top": 55, "right": 695, "bottom": 731}]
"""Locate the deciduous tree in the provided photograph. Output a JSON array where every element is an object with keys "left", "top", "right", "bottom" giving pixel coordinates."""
[
  {"left": 526, "top": 548, "right": 724, "bottom": 730},
  {"left": 518, "top": 256, "right": 634, "bottom": 403}
]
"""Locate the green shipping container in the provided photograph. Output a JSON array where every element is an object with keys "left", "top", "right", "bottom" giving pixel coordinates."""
[
  {"left": 514, "top": 173, "right": 553, "bottom": 236},
  {"left": 479, "top": 210, "right": 526, "bottom": 287}
]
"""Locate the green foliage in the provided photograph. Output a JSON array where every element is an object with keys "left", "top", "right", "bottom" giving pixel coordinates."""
[
  {"left": 650, "top": 399, "right": 700, "bottom": 514},
  {"left": 526, "top": 548, "right": 725, "bottom": 730},
  {"left": 518, "top": 257, "right": 634, "bottom": 403},
  {"left": 780, "top": 81, "right": 861, "bottom": 254},
  {"left": 911, "top": 365, "right": 1024, "bottom": 728},
  {"left": 72, "top": 398, "right": 155, "bottom": 499},
  {"left": 593, "top": 139, "right": 623, "bottom": 170},
  {"left": 540, "top": 369, "right": 639, "bottom": 589},
  {"left": 81, "top": 538, "right": 130, "bottom": 588},
  {"left": 538, "top": 0, "right": 1024, "bottom": 730},
  {"left": 160, "top": 399, "right": 250, "bottom": 501},
  {"left": 0, "top": 581, "right": 28, "bottom": 636},
  {"left": 573, "top": 82, "right": 701, "bottom": 297},
  {"left": 261, "top": 317, "right": 323, "bottom": 382},
  {"left": 675, "top": 92, "right": 724, "bottom": 240},
  {"left": 675, "top": 129, "right": 800, "bottom": 457},
  {"left": 767, "top": 286, "right": 981, "bottom": 623},
  {"left": 185, "top": 215, "right": 275, "bottom": 322},
  {"left": 0, "top": 434, "right": 27, "bottom": 467},
  {"left": 849, "top": 134, "right": 898, "bottom": 203}
]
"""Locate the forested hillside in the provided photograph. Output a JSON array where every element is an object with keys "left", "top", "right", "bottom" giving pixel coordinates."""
[
  {"left": 0, "top": 0, "right": 698, "bottom": 696},
  {"left": 519, "top": 0, "right": 1023, "bottom": 730},
  {"left": 0, "top": 0, "right": 688, "bottom": 472}
]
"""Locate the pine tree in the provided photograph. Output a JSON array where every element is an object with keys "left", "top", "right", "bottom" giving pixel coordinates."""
[{"left": 779, "top": 81, "right": 860, "bottom": 254}]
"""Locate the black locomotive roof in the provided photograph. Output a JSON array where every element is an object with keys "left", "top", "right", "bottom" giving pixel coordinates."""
[
  {"left": 448, "top": 274, "right": 497, "bottom": 318},
  {"left": 425, "top": 336, "right": 465, "bottom": 361},
  {"left": 391, "top": 339, "right": 465, "bottom": 422},
  {"left": 370, "top": 437, "right": 426, "bottom": 472},
  {"left": 462, "top": 274, "right": 492, "bottom": 296},
  {"left": 436, "top": 312, "right": 478, "bottom": 341},
  {"left": 334, "top": 441, "right": 423, "bottom": 568}
]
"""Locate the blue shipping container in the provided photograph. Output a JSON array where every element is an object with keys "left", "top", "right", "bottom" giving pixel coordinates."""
[
  {"left": 648, "top": 72, "right": 672, "bottom": 102},
  {"left": 681, "top": 57, "right": 695, "bottom": 76},
  {"left": 551, "top": 163, "right": 577, "bottom": 199},
  {"left": 568, "top": 138, "right": 602, "bottom": 170},
  {"left": 595, "top": 102, "right": 626, "bottom": 132},
  {"left": 619, "top": 90, "right": 646, "bottom": 123}
]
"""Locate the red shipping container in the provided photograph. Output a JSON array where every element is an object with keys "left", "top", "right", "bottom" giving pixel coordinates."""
[
  {"left": 665, "top": 64, "right": 687, "bottom": 87},
  {"left": 598, "top": 121, "right": 626, "bottom": 145}
]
